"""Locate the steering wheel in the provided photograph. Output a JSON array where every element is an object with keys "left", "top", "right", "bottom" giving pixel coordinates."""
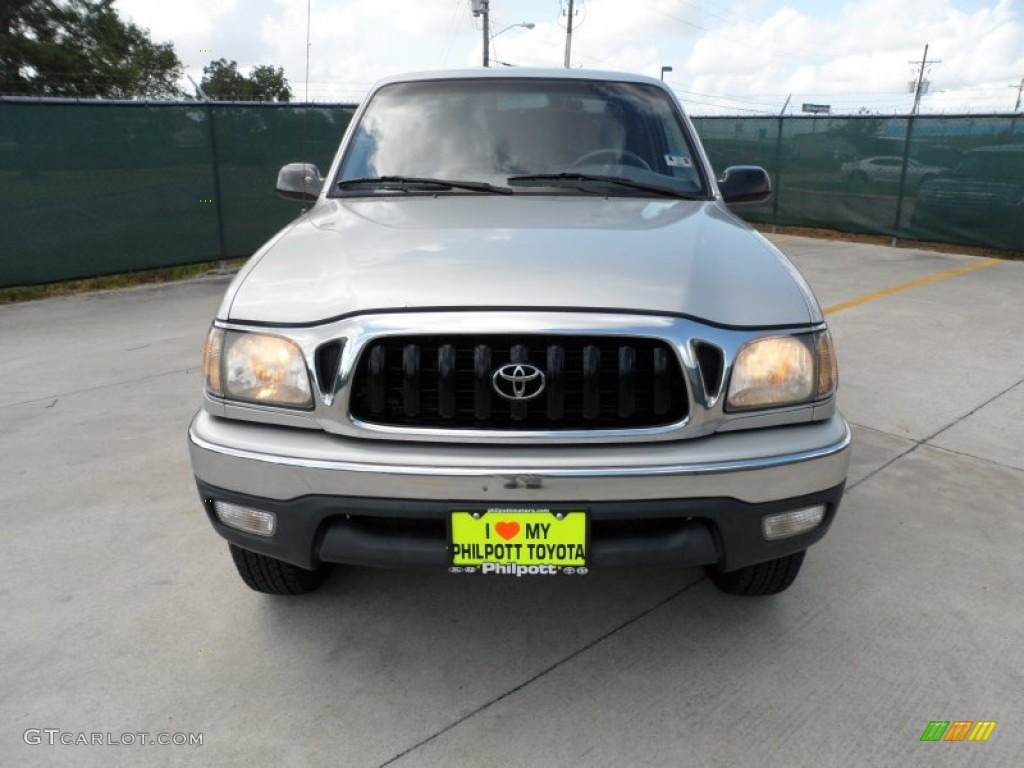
[{"left": 570, "top": 148, "right": 652, "bottom": 171}]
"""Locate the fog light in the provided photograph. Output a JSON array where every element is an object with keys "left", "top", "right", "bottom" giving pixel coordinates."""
[
  {"left": 762, "top": 505, "right": 825, "bottom": 540},
  {"left": 213, "top": 501, "right": 276, "bottom": 537}
]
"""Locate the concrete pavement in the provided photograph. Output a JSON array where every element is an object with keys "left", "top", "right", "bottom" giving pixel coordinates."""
[{"left": 1, "top": 238, "right": 1022, "bottom": 767}]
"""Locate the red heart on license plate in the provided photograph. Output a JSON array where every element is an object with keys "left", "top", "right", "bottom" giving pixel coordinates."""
[{"left": 495, "top": 521, "right": 521, "bottom": 541}]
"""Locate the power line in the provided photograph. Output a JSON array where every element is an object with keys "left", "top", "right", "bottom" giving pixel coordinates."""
[
  {"left": 668, "top": 85, "right": 780, "bottom": 109},
  {"left": 439, "top": 0, "right": 468, "bottom": 67},
  {"left": 643, "top": 3, "right": 821, "bottom": 63},
  {"left": 674, "top": 0, "right": 747, "bottom": 31}
]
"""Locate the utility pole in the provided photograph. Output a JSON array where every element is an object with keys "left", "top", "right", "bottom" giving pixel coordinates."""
[
  {"left": 563, "top": 0, "right": 575, "bottom": 68},
  {"left": 909, "top": 44, "right": 941, "bottom": 115},
  {"left": 894, "top": 45, "right": 939, "bottom": 242},
  {"left": 472, "top": 1, "right": 490, "bottom": 67},
  {"left": 1012, "top": 76, "right": 1024, "bottom": 112},
  {"left": 483, "top": 1, "right": 490, "bottom": 67}
]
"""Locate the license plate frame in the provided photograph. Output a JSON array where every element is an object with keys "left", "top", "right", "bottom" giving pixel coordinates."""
[{"left": 449, "top": 508, "right": 589, "bottom": 574}]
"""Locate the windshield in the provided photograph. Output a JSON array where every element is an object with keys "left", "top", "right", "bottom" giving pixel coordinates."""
[{"left": 334, "top": 78, "right": 708, "bottom": 198}]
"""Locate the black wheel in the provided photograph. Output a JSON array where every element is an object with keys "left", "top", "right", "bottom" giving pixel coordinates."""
[
  {"left": 229, "top": 544, "right": 331, "bottom": 595},
  {"left": 705, "top": 550, "right": 805, "bottom": 596}
]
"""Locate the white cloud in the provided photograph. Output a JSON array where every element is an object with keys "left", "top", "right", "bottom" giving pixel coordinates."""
[
  {"left": 116, "top": 0, "right": 238, "bottom": 42},
  {"left": 682, "top": 0, "right": 1024, "bottom": 113},
  {"left": 114, "top": 0, "right": 1024, "bottom": 113}
]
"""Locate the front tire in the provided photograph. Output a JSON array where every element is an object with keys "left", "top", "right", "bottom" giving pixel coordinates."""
[
  {"left": 229, "top": 544, "right": 331, "bottom": 595},
  {"left": 705, "top": 551, "right": 805, "bottom": 596}
]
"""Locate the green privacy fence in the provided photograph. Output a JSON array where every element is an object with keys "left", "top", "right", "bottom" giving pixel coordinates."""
[
  {"left": 691, "top": 114, "right": 1024, "bottom": 252},
  {"left": 0, "top": 99, "right": 356, "bottom": 287},
  {"left": 1, "top": 101, "right": 1022, "bottom": 288}
]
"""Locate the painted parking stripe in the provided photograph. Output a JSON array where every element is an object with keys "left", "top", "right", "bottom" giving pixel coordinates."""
[{"left": 823, "top": 258, "right": 1001, "bottom": 316}]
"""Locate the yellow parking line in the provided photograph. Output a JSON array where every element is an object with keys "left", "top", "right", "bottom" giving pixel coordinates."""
[{"left": 823, "top": 258, "right": 1001, "bottom": 316}]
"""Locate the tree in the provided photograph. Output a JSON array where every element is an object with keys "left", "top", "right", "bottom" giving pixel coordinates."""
[
  {"left": 0, "top": 0, "right": 184, "bottom": 99},
  {"left": 248, "top": 65, "right": 291, "bottom": 102},
  {"left": 200, "top": 59, "right": 292, "bottom": 102},
  {"left": 200, "top": 58, "right": 246, "bottom": 100}
]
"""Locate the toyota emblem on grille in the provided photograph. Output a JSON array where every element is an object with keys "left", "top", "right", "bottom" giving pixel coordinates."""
[{"left": 492, "top": 363, "right": 546, "bottom": 401}]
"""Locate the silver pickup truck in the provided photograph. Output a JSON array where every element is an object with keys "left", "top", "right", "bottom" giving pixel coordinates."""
[{"left": 188, "top": 68, "right": 851, "bottom": 597}]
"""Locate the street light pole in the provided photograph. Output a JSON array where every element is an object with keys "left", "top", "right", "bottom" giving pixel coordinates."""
[
  {"left": 475, "top": 4, "right": 534, "bottom": 68},
  {"left": 489, "top": 22, "right": 535, "bottom": 66},
  {"left": 660, "top": 65, "right": 673, "bottom": 81},
  {"left": 492, "top": 22, "right": 535, "bottom": 38}
]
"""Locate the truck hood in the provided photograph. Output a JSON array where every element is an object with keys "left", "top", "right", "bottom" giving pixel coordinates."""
[{"left": 222, "top": 196, "right": 819, "bottom": 328}]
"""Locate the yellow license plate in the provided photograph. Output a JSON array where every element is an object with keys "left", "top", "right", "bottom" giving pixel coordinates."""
[{"left": 450, "top": 509, "right": 588, "bottom": 573}]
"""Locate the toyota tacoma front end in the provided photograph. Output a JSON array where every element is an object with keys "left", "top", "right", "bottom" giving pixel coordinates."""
[{"left": 188, "top": 69, "right": 851, "bottom": 597}]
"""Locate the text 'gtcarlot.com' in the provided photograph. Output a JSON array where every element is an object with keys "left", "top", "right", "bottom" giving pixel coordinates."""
[{"left": 24, "top": 729, "right": 203, "bottom": 747}]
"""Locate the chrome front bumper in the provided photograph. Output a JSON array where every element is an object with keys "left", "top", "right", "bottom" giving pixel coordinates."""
[{"left": 188, "top": 410, "right": 851, "bottom": 505}]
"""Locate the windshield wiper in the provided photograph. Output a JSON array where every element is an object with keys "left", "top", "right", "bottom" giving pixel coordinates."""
[
  {"left": 337, "top": 176, "right": 512, "bottom": 195},
  {"left": 507, "top": 172, "right": 697, "bottom": 199}
]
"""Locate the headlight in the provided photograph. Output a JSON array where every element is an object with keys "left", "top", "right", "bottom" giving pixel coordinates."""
[
  {"left": 726, "top": 330, "right": 837, "bottom": 410},
  {"left": 202, "top": 326, "right": 313, "bottom": 408}
]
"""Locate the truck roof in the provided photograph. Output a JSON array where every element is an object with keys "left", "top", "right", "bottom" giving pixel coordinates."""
[{"left": 371, "top": 67, "right": 667, "bottom": 89}]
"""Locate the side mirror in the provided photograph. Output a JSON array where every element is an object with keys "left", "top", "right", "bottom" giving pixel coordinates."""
[
  {"left": 276, "top": 163, "right": 324, "bottom": 202},
  {"left": 717, "top": 166, "right": 771, "bottom": 204}
]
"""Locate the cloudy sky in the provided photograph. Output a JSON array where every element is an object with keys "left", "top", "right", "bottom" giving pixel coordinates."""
[{"left": 114, "top": 0, "right": 1024, "bottom": 115}]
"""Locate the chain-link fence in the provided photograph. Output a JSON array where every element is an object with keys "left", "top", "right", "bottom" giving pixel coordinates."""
[
  {"left": 692, "top": 114, "right": 1024, "bottom": 252},
  {"left": 0, "top": 99, "right": 355, "bottom": 287},
  {"left": 1, "top": 101, "right": 1021, "bottom": 288}
]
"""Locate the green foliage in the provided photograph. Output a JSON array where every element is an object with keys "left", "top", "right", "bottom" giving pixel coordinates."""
[
  {"left": 200, "top": 59, "right": 292, "bottom": 102},
  {"left": 248, "top": 65, "right": 291, "bottom": 102},
  {"left": 1, "top": 0, "right": 185, "bottom": 98},
  {"left": 200, "top": 58, "right": 246, "bottom": 100}
]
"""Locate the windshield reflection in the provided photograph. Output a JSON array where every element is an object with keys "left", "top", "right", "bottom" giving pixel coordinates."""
[{"left": 335, "top": 78, "right": 706, "bottom": 197}]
